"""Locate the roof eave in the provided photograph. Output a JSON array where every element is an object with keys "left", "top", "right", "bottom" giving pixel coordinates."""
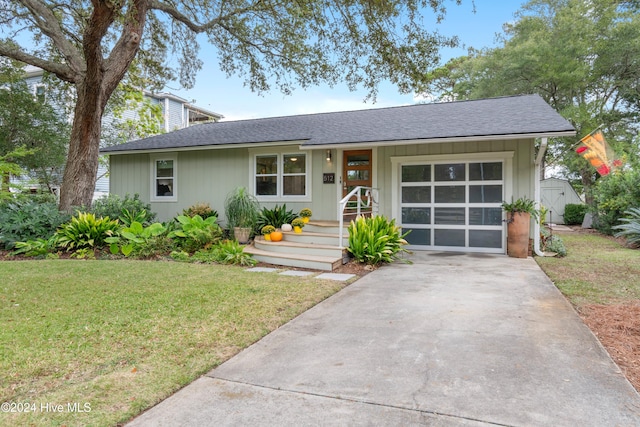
[{"left": 299, "top": 130, "right": 577, "bottom": 150}]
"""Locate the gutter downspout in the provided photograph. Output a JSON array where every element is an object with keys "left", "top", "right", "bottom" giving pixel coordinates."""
[{"left": 534, "top": 137, "right": 548, "bottom": 257}]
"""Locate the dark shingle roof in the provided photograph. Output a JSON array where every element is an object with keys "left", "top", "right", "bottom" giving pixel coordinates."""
[{"left": 101, "top": 94, "right": 575, "bottom": 154}]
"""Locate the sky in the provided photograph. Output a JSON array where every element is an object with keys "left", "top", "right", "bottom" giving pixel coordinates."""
[{"left": 167, "top": 1, "right": 528, "bottom": 122}]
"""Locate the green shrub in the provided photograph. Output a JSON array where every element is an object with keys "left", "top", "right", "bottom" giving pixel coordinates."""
[
  {"left": 55, "top": 212, "right": 121, "bottom": 251},
  {"left": 193, "top": 240, "right": 256, "bottom": 266},
  {"left": 255, "top": 204, "right": 298, "bottom": 233},
  {"left": 105, "top": 221, "right": 170, "bottom": 258},
  {"left": 563, "top": 204, "right": 588, "bottom": 225},
  {"left": 11, "top": 236, "right": 59, "bottom": 257},
  {"left": 168, "top": 214, "right": 222, "bottom": 253},
  {"left": 613, "top": 208, "right": 640, "bottom": 247},
  {"left": 0, "top": 200, "right": 70, "bottom": 249},
  {"left": 347, "top": 215, "right": 410, "bottom": 265},
  {"left": 543, "top": 235, "right": 567, "bottom": 257},
  {"left": 90, "top": 193, "right": 156, "bottom": 225},
  {"left": 182, "top": 202, "right": 218, "bottom": 220},
  {"left": 592, "top": 169, "right": 640, "bottom": 234}
]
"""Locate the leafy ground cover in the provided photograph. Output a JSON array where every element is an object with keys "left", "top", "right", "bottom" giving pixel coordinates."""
[
  {"left": 536, "top": 229, "right": 640, "bottom": 391},
  {"left": 0, "top": 260, "right": 346, "bottom": 426}
]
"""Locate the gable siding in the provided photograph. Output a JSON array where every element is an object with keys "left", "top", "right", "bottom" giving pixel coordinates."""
[{"left": 166, "top": 98, "right": 185, "bottom": 131}]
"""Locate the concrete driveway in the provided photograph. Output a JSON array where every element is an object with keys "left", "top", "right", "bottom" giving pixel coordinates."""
[{"left": 128, "top": 253, "right": 640, "bottom": 426}]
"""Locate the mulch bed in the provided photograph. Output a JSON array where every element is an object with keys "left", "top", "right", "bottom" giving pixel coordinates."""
[{"left": 578, "top": 303, "right": 640, "bottom": 392}]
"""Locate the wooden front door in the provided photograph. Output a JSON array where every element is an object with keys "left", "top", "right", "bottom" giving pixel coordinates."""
[{"left": 342, "top": 150, "right": 373, "bottom": 218}]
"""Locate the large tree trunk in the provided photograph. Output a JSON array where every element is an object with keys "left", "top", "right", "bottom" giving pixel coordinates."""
[{"left": 59, "top": 81, "right": 105, "bottom": 212}]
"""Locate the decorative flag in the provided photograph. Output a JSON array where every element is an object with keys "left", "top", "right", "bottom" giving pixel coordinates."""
[{"left": 575, "top": 129, "right": 621, "bottom": 176}]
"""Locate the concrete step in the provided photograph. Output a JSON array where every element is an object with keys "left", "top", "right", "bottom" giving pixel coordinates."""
[
  {"left": 255, "top": 236, "right": 346, "bottom": 258},
  {"left": 305, "top": 220, "right": 347, "bottom": 235},
  {"left": 244, "top": 245, "right": 343, "bottom": 271},
  {"left": 283, "top": 230, "right": 348, "bottom": 247}
]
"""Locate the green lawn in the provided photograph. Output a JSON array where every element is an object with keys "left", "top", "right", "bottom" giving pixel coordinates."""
[
  {"left": 1, "top": 260, "right": 345, "bottom": 426},
  {"left": 536, "top": 232, "right": 640, "bottom": 306}
]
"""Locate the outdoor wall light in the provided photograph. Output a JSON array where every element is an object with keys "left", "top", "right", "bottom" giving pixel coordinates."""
[{"left": 326, "top": 149, "right": 332, "bottom": 162}]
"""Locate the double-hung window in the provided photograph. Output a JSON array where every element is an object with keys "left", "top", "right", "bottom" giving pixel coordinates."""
[
  {"left": 151, "top": 155, "right": 177, "bottom": 201},
  {"left": 253, "top": 151, "right": 309, "bottom": 200}
]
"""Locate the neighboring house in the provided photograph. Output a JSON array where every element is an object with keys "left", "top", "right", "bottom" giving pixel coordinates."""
[
  {"left": 102, "top": 94, "right": 575, "bottom": 255},
  {"left": 18, "top": 65, "right": 224, "bottom": 197},
  {"left": 541, "top": 177, "right": 584, "bottom": 224}
]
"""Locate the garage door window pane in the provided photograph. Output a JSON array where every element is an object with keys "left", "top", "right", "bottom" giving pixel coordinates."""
[
  {"left": 469, "top": 208, "right": 502, "bottom": 225},
  {"left": 469, "top": 185, "right": 502, "bottom": 203},
  {"left": 402, "top": 186, "right": 430, "bottom": 203},
  {"left": 404, "top": 228, "right": 430, "bottom": 245},
  {"left": 469, "top": 162, "right": 502, "bottom": 181},
  {"left": 435, "top": 208, "right": 465, "bottom": 225},
  {"left": 435, "top": 229, "right": 465, "bottom": 246},
  {"left": 435, "top": 163, "right": 465, "bottom": 181},
  {"left": 469, "top": 230, "right": 502, "bottom": 248},
  {"left": 402, "top": 207, "right": 431, "bottom": 224},
  {"left": 402, "top": 165, "right": 431, "bottom": 182},
  {"left": 435, "top": 186, "right": 465, "bottom": 203}
]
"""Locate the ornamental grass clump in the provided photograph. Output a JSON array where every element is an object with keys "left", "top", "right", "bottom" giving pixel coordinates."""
[
  {"left": 347, "top": 215, "right": 410, "bottom": 265},
  {"left": 613, "top": 207, "right": 640, "bottom": 247}
]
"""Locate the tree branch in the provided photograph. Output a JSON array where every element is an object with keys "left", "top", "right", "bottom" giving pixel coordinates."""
[
  {"left": 17, "top": 0, "right": 84, "bottom": 77},
  {"left": 149, "top": 0, "right": 262, "bottom": 33},
  {"left": 0, "top": 41, "right": 76, "bottom": 82}
]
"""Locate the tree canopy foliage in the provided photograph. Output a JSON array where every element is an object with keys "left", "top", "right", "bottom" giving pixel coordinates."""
[
  {"left": 0, "top": 58, "right": 69, "bottom": 193},
  {"left": 419, "top": 0, "right": 640, "bottom": 197},
  {"left": 0, "top": 0, "right": 463, "bottom": 210}
]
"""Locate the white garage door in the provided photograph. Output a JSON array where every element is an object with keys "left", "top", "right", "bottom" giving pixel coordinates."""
[{"left": 399, "top": 160, "right": 505, "bottom": 253}]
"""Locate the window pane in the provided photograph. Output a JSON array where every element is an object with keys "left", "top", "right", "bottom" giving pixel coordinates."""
[
  {"left": 347, "top": 170, "right": 369, "bottom": 181},
  {"left": 469, "top": 185, "right": 503, "bottom": 203},
  {"left": 402, "top": 208, "right": 431, "bottom": 224},
  {"left": 283, "top": 176, "right": 305, "bottom": 196},
  {"left": 257, "top": 155, "right": 277, "bottom": 174},
  {"left": 284, "top": 154, "right": 305, "bottom": 173},
  {"left": 156, "top": 160, "right": 173, "bottom": 177},
  {"left": 256, "top": 176, "right": 277, "bottom": 195},
  {"left": 434, "top": 208, "right": 465, "bottom": 225},
  {"left": 347, "top": 154, "right": 369, "bottom": 166},
  {"left": 434, "top": 186, "right": 465, "bottom": 203},
  {"left": 469, "top": 208, "right": 503, "bottom": 225},
  {"left": 156, "top": 179, "right": 173, "bottom": 197},
  {"left": 402, "top": 186, "right": 430, "bottom": 203},
  {"left": 402, "top": 165, "right": 430, "bottom": 182},
  {"left": 469, "top": 230, "right": 502, "bottom": 248},
  {"left": 404, "top": 228, "right": 430, "bottom": 245},
  {"left": 469, "top": 162, "right": 502, "bottom": 181},
  {"left": 434, "top": 229, "right": 465, "bottom": 246},
  {"left": 434, "top": 163, "right": 465, "bottom": 181}
]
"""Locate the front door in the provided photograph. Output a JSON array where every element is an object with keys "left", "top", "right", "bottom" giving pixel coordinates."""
[{"left": 342, "top": 150, "right": 372, "bottom": 219}]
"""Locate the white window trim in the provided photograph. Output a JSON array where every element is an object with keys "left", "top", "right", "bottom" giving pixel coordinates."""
[
  {"left": 150, "top": 154, "right": 177, "bottom": 202},
  {"left": 249, "top": 148, "right": 312, "bottom": 202}
]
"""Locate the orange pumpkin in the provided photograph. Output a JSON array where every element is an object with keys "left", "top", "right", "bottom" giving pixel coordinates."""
[{"left": 270, "top": 231, "right": 283, "bottom": 242}]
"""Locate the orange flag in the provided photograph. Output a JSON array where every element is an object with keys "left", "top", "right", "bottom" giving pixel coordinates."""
[{"left": 575, "top": 130, "right": 621, "bottom": 176}]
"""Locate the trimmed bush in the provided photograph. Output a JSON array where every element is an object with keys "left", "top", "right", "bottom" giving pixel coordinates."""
[
  {"left": 563, "top": 204, "right": 588, "bottom": 225},
  {"left": 182, "top": 202, "right": 218, "bottom": 220}
]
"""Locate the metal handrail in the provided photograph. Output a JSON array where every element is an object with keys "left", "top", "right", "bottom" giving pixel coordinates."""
[{"left": 338, "top": 186, "right": 379, "bottom": 248}]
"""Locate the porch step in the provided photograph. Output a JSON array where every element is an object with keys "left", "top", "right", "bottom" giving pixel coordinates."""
[
  {"left": 254, "top": 237, "right": 346, "bottom": 258},
  {"left": 305, "top": 220, "right": 345, "bottom": 235},
  {"left": 283, "top": 231, "right": 349, "bottom": 247},
  {"left": 244, "top": 245, "right": 344, "bottom": 271}
]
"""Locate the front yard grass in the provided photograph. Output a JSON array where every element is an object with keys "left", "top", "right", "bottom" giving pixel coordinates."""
[
  {"left": 1, "top": 260, "right": 346, "bottom": 426},
  {"left": 536, "top": 232, "right": 640, "bottom": 306}
]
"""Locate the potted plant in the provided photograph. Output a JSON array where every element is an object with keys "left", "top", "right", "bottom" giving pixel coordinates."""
[
  {"left": 261, "top": 225, "right": 275, "bottom": 241},
  {"left": 291, "top": 217, "right": 305, "bottom": 233},
  {"left": 299, "top": 208, "right": 312, "bottom": 223},
  {"left": 502, "top": 197, "right": 539, "bottom": 258},
  {"left": 224, "top": 187, "right": 260, "bottom": 244}
]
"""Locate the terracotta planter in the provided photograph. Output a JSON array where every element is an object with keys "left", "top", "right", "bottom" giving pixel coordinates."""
[{"left": 507, "top": 212, "right": 531, "bottom": 258}]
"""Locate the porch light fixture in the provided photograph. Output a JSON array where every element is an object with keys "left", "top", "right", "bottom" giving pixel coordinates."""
[{"left": 326, "top": 149, "right": 332, "bottom": 162}]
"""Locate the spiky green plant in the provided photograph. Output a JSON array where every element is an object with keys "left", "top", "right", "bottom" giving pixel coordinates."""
[
  {"left": 613, "top": 208, "right": 640, "bottom": 246},
  {"left": 55, "top": 212, "right": 120, "bottom": 251},
  {"left": 347, "top": 215, "right": 410, "bottom": 265}
]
